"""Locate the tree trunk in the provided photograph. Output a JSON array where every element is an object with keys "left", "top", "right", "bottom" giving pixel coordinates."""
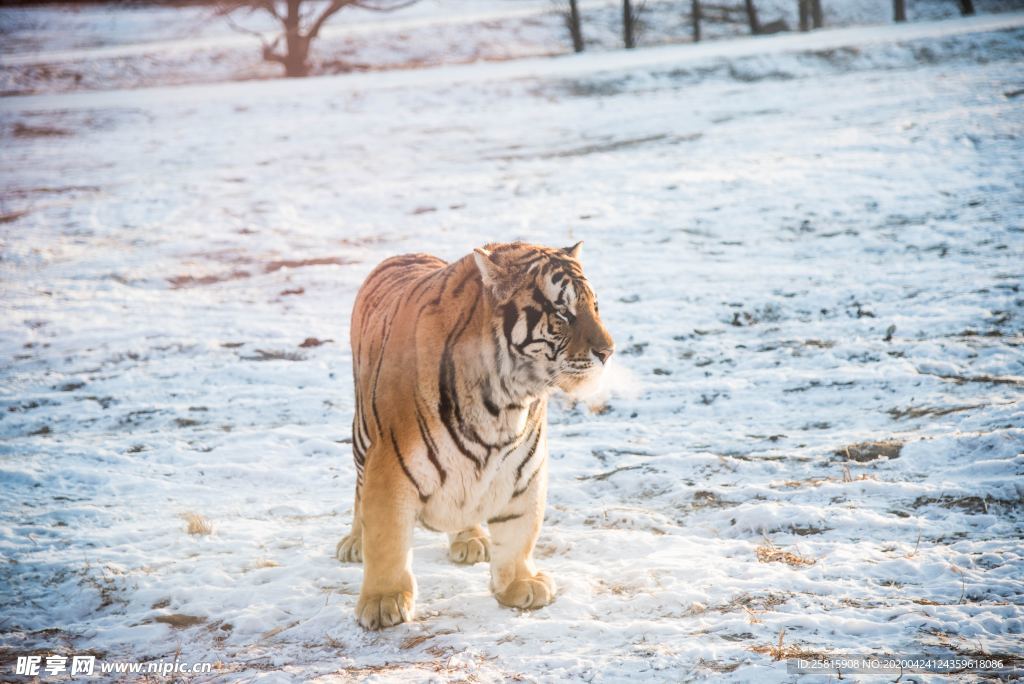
[
  {"left": 283, "top": 38, "right": 310, "bottom": 77},
  {"left": 282, "top": 0, "right": 309, "bottom": 77},
  {"left": 811, "top": 0, "right": 823, "bottom": 28},
  {"left": 691, "top": 0, "right": 701, "bottom": 42},
  {"left": 744, "top": 0, "right": 761, "bottom": 34},
  {"left": 958, "top": 0, "right": 975, "bottom": 15},
  {"left": 623, "top": 0, "right": 635, "bottom": 49},
  {"left": 893, "top": 0, "right": 906, "bottom": 22},
  {"left": 798, "top": 0, "right": 809, "bottom": 31},
  {"left": 568, "top": 0, "right": 584, "bottom": 52}
]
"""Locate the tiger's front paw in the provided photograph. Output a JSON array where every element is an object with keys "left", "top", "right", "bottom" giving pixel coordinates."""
[
  {"left": 449, "top": 530, "right": 491, "bottom": 565},
  {"left": 335, "top": 533, "right": 362, "bottom": 563},
  {"left": 494, "top": 572, "right": 556, "bottom": 610},
  {"left": 356, "top": 591, "right": 414, "bottom": 630}
]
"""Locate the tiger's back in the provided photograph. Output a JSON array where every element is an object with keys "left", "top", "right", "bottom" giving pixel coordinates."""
[{"left": 349, "top": 253, "right": 448, "bottom": 493}]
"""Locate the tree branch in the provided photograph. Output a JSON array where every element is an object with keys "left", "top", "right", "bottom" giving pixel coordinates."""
[
  {"left": 216, "top": 0, "right": 283, "bottom": 22},
  {"left": 352, "top": 0, "right": 421, "bottom": 14},
  {"left": 219, "top": 5, "right": 276, "bottom": 48},
  {"left": 307, "top": 0, "right": 355, "bottom": 41}
]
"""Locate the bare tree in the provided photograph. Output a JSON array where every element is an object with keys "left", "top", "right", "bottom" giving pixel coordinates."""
[
  {"left": 743, "top": 0, "right": 760, "bottom": 34},
  {"left": 691, "top": 0, "right": 702, "bottom": 42},
  {"left": 958, "top": 0, "right": 975, "bottom": 15},
  {"left": 621, "top": 0, "right": 648, "bottom": 49},
  {"left": 555, "top": 0, "right": 585, "bottom": 53},
  {"left": 218, "top": 0, "right": 418, "bottom": 78},
  {"left": 893, "top": 0, "right": 907, "bottom": 22}
]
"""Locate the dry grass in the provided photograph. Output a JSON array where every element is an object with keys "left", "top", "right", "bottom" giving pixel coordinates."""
[
  {"left": 840, "top": 464, "right": 875, "bottom": 483},
  {"left": 755, "top": 541, "right": 815, "bottom": 567},
  {"left": 913, "top": 597, "right": 942, "bottom": 605},
  {"left": 181, "top": 512, "right": 213, "bottom": 536},
  {"left": 400, "top": 634, "right": 433, "bottom": 650},
  {"left": 888, "top": 403, "right": 982, "bottom": 420},
  {"left": 240, "top": 349, "right": 307, "bottom": 362},
  {"left": 750, "top": 629, "right": 823, "bottom": 661}
]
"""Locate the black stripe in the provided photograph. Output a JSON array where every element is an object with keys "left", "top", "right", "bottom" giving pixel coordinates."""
[
  {"left": 452, "top": 269, "right": 478, "bottom": 297},
  {"left": 532, "top": 286, "right": 555, "bottom": 313},
  {"left": 515, "top": 306, "right": 542, "bottom": 354},
  {"left": 438, "top": 297, "right": 483, "bottom": 468},
  {"left": 390, "top": 429, "right": 429, "bottom": 503},
  {"left": 369, "top": 314, "right": 395, "bottom": 437},
  {"left": 502, "top": 303, "right": 518, "bottom": 346},
  {"left": 515, "top": 428, "right": 543, "bottom": 484},
  {"left": 415, "top": 407, "right": 447, "bottom": 485},
  {"left": 487, "top": 513, "right": 523, "bottom": 525},
  {"left": 483, "top": 385, "right": 501, "bottom": 417},
  {"left": 554, "top": 281, "right": 568, "bottom": 306},
  {"left": 512, "top": 467, "right": 540, "bottom": 498},
  {"left": 409, "top": 266, "right": 447, "bottom": 303}
]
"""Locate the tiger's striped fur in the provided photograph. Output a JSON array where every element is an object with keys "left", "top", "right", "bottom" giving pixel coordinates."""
[{"left": 336, "top": 241, "right": 614, "bottom": 630}]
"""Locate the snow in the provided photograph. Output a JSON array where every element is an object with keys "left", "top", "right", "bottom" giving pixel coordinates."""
[
  {"left": 4, "top": 0, "right": 1024, "bottom": 95},
  {"left": 2, "top": 4, "right": 1023, "bottom": 682}
]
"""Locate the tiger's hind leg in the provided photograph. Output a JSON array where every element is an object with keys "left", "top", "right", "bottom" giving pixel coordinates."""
[
  {"left": 337, "top": 421, "right": 368, "bottom": 563},
  {"left": 355, "top": 450, "right": 418, "bottom": 630},
  {"left": 336, "top": 483, "right": 363, "bottom": 563},
  {"left": 448, "top": 525, "right": 491, "bottom": 565}
]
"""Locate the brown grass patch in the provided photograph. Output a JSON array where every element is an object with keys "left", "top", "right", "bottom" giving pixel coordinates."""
[
  {"left": 168, "top": 270, "right": 251, "bottom": 289},
  {"left": 838, "top": 439, "right": 902, "bottom": 462},
  {"left": 755, "top": 541, "right": 815, "bottom": 567},
  {"left": 888, "top": 404, "right": 981, "bottom": 420},
  {"left": 698, "top": 658, "right": 741, "bottom": 673},
  {"left": 181, "top": 512, "right": 213, "bottom": 536},
  {"left": 264, "top": 256, "right": 355, "bottom": 273},
  {"left": 12, "top": 122, "right": 72, "bottom": 138},
  {"left": 0, "top": 210, "right": 30, "bottom": 224},
  {"left": 240, "top": 349, "right": 306, "bottom": 362},
  {"left": 298, "top": 337, "right": 334, "bottom": 348},
  {"left": 153, "top": 614, "right": 206, "bottom": 629}
]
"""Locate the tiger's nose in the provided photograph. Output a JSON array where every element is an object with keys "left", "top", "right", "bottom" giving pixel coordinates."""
[{"left": 593, "top": 346, "right": 614, "bottom": 364}]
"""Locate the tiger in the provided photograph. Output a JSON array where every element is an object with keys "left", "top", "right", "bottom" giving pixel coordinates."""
[{"left": 335, "top": 241, "right": 614, "bottom": 630}]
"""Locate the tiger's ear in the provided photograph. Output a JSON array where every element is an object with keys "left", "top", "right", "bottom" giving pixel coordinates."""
[
  {"left": 564, "top": 241, "right": 583, "bottom": 260},
  {"left": 474, "top": 247, "right": 512, "bottom": 301}
]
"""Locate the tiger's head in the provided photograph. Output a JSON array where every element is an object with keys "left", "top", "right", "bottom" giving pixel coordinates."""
[{"left": 473, "top": 241, "right": 614, "bottom": 399}]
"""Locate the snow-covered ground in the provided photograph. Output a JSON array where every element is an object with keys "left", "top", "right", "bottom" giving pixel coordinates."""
[
  {"left": 2, "top": 5, "right": 1023, "bottom": 682},
  {"left": 3, "top": 0, "right": 1023, "bottom": 95}
]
